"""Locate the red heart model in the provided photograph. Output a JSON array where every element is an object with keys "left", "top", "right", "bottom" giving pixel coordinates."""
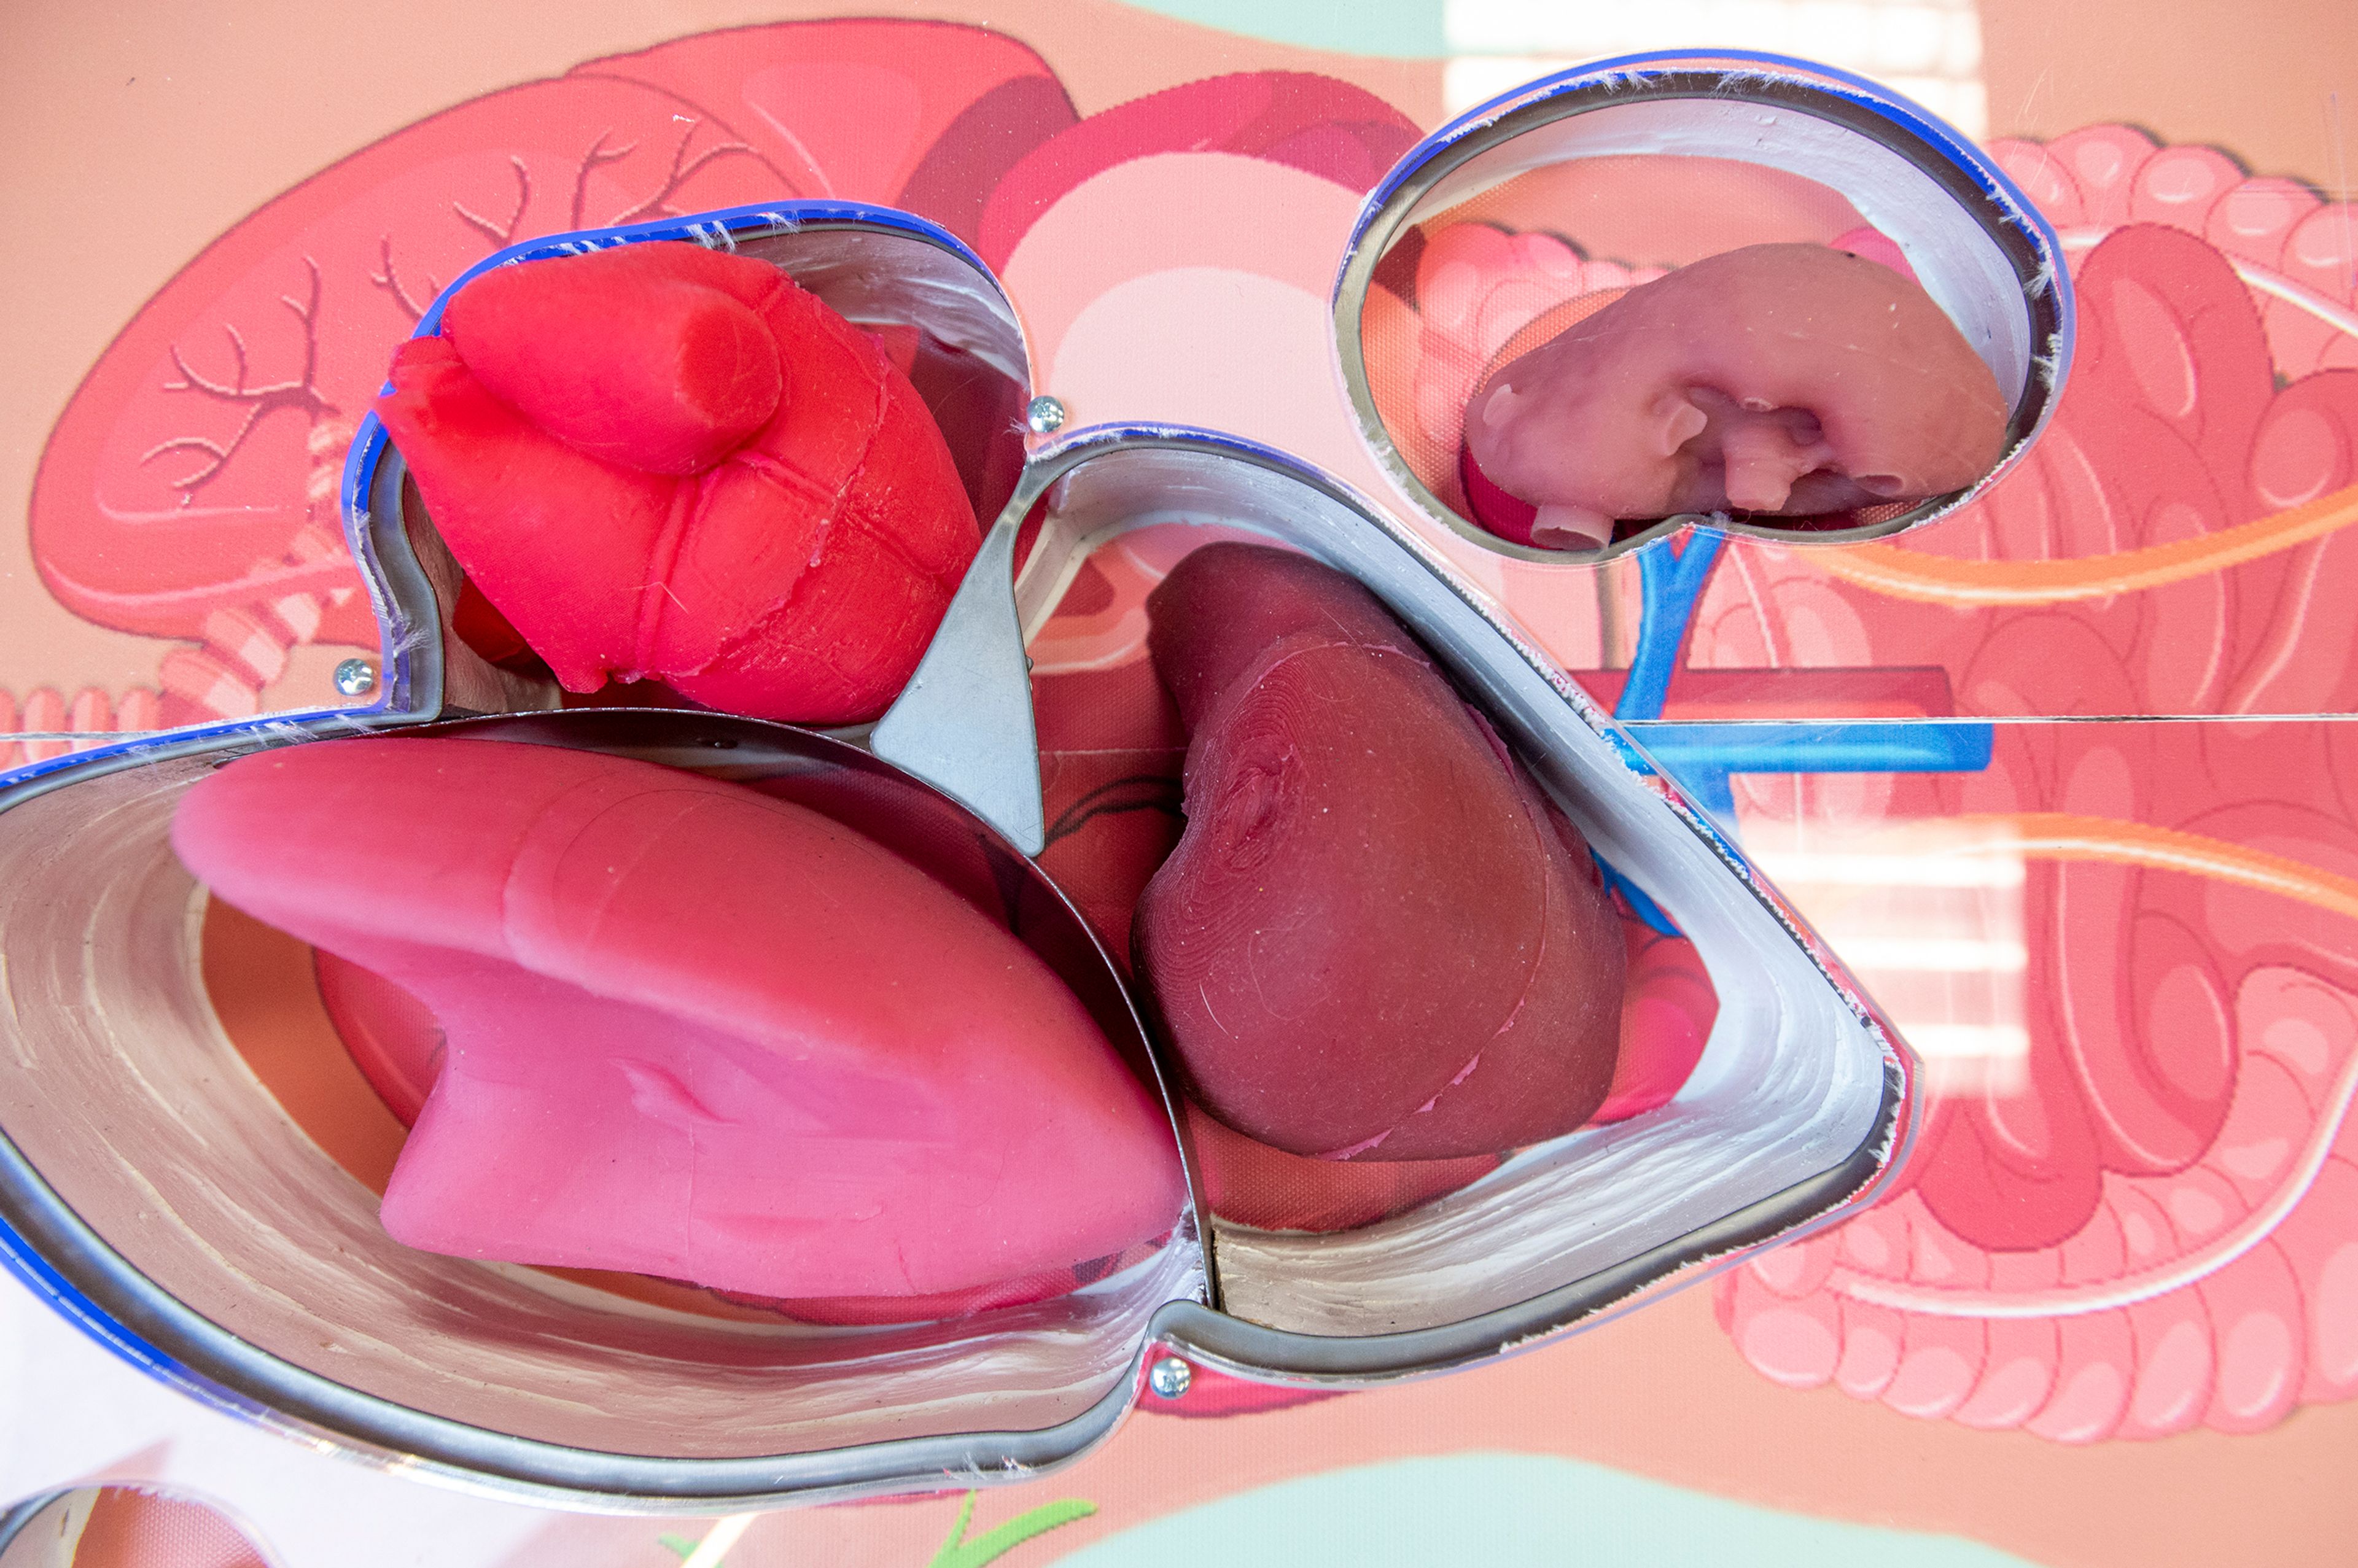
[{"left": 374, "top": 240, "right": 981, "bottom": 724}]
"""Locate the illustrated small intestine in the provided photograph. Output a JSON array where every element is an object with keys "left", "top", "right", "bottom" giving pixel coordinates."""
[
  {"left": 1721, "top": 964, "right": 2358, "bottom": 1440},
  {"left": 1713, "top": 749, "right": 2358, "bottom": 1440},
  {"left": 1612, "top": 128, "right": 2358, "bottom": 1442},
  {"left": 1994, "top": 125, "right": 2358, "bottom": 382}
]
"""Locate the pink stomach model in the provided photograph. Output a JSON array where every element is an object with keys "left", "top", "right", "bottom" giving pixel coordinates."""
[
  {"left": 375, "top": 241, "right": 981, "bottom": 724},
  {"left": 1461, "top": 243, "right": 2012, "bottom": 551},
  {"left": 1134, "top": 543, "right": 1625, "bottom": 1160},
  {"left": 171, "top": 737, "right": 1185, "bottom": 1305}
]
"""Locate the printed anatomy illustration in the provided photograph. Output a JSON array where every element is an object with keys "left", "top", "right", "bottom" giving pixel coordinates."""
[
  {"left": 1381, "top": 123, "right": 2358, "bottom": 1442},
  {"left": 21, "top": 7, "right": 2358, "bottom": 1455},
  {"left": 1717, "top": 721, "right": 2358, "bottom": 1442},
  {"left": 1689, "top": 132, "right": 2358, "bottom": 1440},
  {"left": 18, "top": 20, "right": 1414, "bottom": 766}
]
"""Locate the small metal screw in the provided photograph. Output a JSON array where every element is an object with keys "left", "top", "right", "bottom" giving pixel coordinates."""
[
  {"left": 1025, "top": 394, "right": 1067, "bottom": 435},
  {"left": 333, "top": 658, "right": 379, "bottom": 697},
  {"left": 1147, "top": 1356, "right": 1192, "bottom": 1400}
]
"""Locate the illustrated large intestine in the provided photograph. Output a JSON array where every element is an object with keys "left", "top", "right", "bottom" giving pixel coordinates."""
[
  {"left": 14, "top": 21, "right": 1417, "bottom": 775},
  {"left": 1375, "top": 126, "right": 2358, "bottom": 1441},
  {"left": 1695, "top": 127, "right": 2358, "bottom": 720},
  {"left": 1692, "top": 131, "right": 2358, "bottom": 1440}
]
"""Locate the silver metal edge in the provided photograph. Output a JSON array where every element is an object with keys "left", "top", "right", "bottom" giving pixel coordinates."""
[
  {"left": 1006, "top": 423, "right": 1918, "bottom": 1374},
  {"left": 0, "top": 716, "right": 1175, "bottom": 1510},
  {"left": 1329, "top": 58, "right": 2072, "bottom": 566}
]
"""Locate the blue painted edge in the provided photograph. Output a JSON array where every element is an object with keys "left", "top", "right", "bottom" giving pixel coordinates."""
[
  {"left": 1337, "top": 47, "right": 2077, "bottom": 419},
  {"left": 0, "top": 196, "right": 1032, "bottom": 1451}
]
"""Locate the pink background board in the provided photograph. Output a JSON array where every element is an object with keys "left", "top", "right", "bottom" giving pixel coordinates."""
[{"left": 2, "top": 2, "right": 2357, "bottom": 1564}]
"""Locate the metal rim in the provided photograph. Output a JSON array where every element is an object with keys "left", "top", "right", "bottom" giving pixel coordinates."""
[
  {"left": 1007, "top": 423, "right": 1917, "bottom": 1375},
  {"left": 1331, "top": 49, "right": 2076, "bottom": 566},
  {"left": 0, "top": 707, "right": 1191, "bottom": 1508},
  {"left": 333, "top": 198, "right": 1037, "bottom": 756}
]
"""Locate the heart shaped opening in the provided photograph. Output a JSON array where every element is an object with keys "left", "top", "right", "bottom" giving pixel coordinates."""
[
  {"left": 0, "top": 713, "right": 1199, "bottom": 1483},
  {"left": 1008, "top": 432, "right": 1907, "bottom": 1353}
]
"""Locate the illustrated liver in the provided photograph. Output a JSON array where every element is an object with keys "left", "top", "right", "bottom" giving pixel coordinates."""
[
  {"left": 172, "top": 736, "right": 1186, "bottom": 1304},
  {"left": 1460, "top": 244, "right": 2010, "bottom": 550},
  {"left": 1133, "top": 543, "right": 1625, "bottom": 1161},
  {"left": 375, "top": 241, "right": 979, "bottom": 724},
  {"left": 17, "top": 20, "right": 1416, "bottom": 757}
]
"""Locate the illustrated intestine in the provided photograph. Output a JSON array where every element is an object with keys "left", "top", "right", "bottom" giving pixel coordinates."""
[
  {"left": 1720, "top": 730, "right": 2358, "bottom": 1441},
  {"left": 1373, "top": 126, "right": 2358, "bottom": 1441},
  {"left": 1691, "top": 130, "right": 2358, "bottom": 1440}
]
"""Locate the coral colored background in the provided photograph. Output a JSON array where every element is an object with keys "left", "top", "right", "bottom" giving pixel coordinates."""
[{"left": 4, "top": 3, "right": 2358, "bottom": 1567}]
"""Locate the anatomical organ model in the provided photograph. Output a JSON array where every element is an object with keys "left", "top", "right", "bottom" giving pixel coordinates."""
[
  {"left": 17, "top": 13, "right": 2358, "bottom": 1450},
  {"left": 376, "top": 241, "right": 980, "bottom": 723}
]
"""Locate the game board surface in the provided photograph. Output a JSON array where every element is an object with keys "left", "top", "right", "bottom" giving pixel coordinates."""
[{"left": 2, "top": 4, "right": 2354, "bottom": 1563}]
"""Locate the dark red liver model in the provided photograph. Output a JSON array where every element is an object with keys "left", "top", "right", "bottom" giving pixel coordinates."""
[
  {"left": 375, "top": 241, "right": 981, "bottom": 723},
  {"left": 1133, "top": 544, "right": 1626, "bottom": 1160},
  {"left": 173, "top": 737, "right": 1185, "bottom": 1303},
  {"left": 1461, "top": 243, "right": 2011, "bottom": 549}
]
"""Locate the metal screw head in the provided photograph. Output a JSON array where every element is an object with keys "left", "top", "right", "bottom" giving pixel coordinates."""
[
  {"left": 333, "top": 658, "right": 379, "bottom": 697},
  {"left": 1025, "top": 395, "right": 1067, "bottom": 435},
  {"left": 1146, "top": 1356, "right": 1192, "bottom": 1400}
]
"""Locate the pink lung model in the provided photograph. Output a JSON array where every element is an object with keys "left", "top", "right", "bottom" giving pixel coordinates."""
[
  {"left": 375, "top": 241, "right": 981, "bottom": 724},
  {"left": 1460, "top": 243, "right": 2012, "bottom": 551},
  {"left": 1134, "top": 543, "right": 1626, "bottom": 1161},
  {"left": 171, "top": 736, "right": 1185, "bottom": 1305}
]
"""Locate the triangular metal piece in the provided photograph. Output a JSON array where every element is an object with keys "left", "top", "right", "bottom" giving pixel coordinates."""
[{"left": 870, "top": 516, "right": 1046, "bottom": 856}]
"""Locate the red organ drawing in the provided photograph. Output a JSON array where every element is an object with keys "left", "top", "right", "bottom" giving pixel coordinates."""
[
  {"left": 1685, "top": 131, "right": 2358, "bottom": 1440},
  {"left": 15, "top": 20, "right": 1414, "bottom": 766}
]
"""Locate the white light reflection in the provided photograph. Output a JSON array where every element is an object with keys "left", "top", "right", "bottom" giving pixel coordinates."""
[
  {"left": 1747, "top": 817, "right": 2031, "bottom": 1096},
  {"left": 1807, "top": 936, "right": 2028, "bottom": 972},
  {"left": 1748, "top": 851, "right": 2025, "bottom": 888},
  {"left": 1442, "top": 0, "right": 1990, "bottom": 138}
]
